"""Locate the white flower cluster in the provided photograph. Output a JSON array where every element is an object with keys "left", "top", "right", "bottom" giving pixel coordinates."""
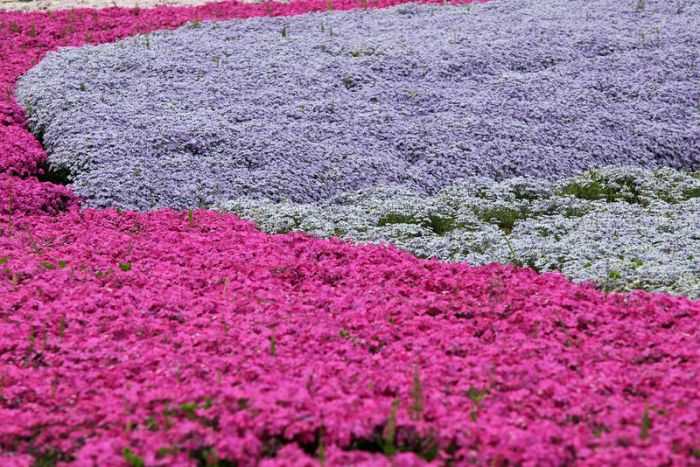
[{"left": 217, "top": 167, "right": 700, "bottom": 298}]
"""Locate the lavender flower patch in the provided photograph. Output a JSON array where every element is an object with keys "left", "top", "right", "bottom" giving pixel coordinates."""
[
  {"left": 16, "top": 0, "right": 700, "bottom": 210},
  {"left": 217, "top": 167, "right": 700, "bottom": 298}
]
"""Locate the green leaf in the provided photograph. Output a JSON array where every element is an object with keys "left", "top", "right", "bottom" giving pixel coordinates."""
[
  {"left": 342, "top": 76, "right": 356, "bottom": 90},
  {"left": 157, "top": 446, "right": 180, "bottom": 458},
  {"left": 409, "top": 367, "right": 424, "bottom": 421},
  {"left": 640, "top": 407, "right": 652, "bottom": 440},
  {"left": 381, "top": 399, "right": 401, "bottom": 456},
  {"left": 467, "top": 386, "right": 488, "bottom": 403},
  {"left": 145, "top": 417, "right": 158, "bottom": 431},
  {"left": 119, "top": 262, "right": 132, "bottom": 272},
  {"left": 180, "top": 402, "right": 198, "bottom": 419},
  {"left": 123, "top": 448, "right": 145, "bottom": 467}
]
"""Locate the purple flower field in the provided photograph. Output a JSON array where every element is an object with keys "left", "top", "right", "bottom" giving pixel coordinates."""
[{"left": 17, "top": 0, "right": 700, "bottom": 210}]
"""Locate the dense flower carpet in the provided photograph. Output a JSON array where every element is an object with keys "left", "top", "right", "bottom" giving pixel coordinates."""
[{"left": 1, "top": 0, "right": 699, "bottom": 465}]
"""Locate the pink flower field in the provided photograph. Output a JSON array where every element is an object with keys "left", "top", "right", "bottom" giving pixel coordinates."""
[{"left": 1, "top": 0, "right": 699, "bottom": 465}]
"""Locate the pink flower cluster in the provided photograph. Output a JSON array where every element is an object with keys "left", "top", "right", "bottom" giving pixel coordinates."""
[
  {"left": 1, "top": 209, "right": 699, "bottom": 465},
  {"left": 1, "top": 0, "right": 699, "bottom": 465}
]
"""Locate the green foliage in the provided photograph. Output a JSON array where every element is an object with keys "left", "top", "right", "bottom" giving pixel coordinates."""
[
  {"left": 190, "top": 447, "right": 228, "bottom": 467},
  {"left": 349, "top": 49, "right": 380, "bottom": 58},
  {"left": 605, "top": 269, "right": 623, "bottom": 292},
  {"left": 640, "top": 407, "right": 652, "bottom": 440},
  {"left": 467, "top": 386, "right": 489, "bottom": 421},
  {"left": 163, "top": 402, "right": 172, "bottom": 430},
  {"left": 558, "top": 171, "right": 643, "bottom": 205},
  {"left": 467, "top": 386, "right": 488, "bottom": 404},
  {"left": 377, "top": 213, "right": 418, "bottom": 226},
  {"left": 477, "top": 206, "right": 527, "bottom": 233},
  {"left": 419, "top": 438, "right": 439, "bottom": 461},
  {"left": 342, "top": 76, "right": 357, "bottom": 90},
  {"left": 555, "top": 318, "right": 574, "bottom": 347},
  {"left": 269, "top": 335, "right": 277, "bottom": 356},
  {"left": 376, "top": 213, "right": 458, "bottom": 236},
  {"left": 123, "top": 448, "right": 145, "bottom": 467},
  {"left": 157, "top": 446, "right": 180, "bottom": 458},
  {"left": 380, "top": 399, "right": 401, "bottom": 456},
  {"left": 504, "top": 236, "right": 521, "bottom": 267},
  {"left": 8, "top": 21, "right": 21, "bottom": 34},
  {"left": 591, "top": 422, "right": 610, "bottom": 437},
  {"left": 141, "top": 416, "right": 157, "bottom": 431},
  {"left": 425, "top": 215, "right": 457, "bottom": 236},
  {"left": 409, "top": 367, "right": 424, "bottom": 421},
  {"left": 682, "top": 186, "right": 700, "bottom": 199},
  {"left": 318, "top": 436, "right": 326, "bottom": 464},
  {"left": 180, "top": 402, "right": 199, "bottom": 420},
  {"left": 31, "top": 449, "right": 72, "bottom": 467},
  {"left": 119, "top": 262, "right": 132, "bottom": 272},
  {"left": 57, "top": 316, "right": 67, "bottom": 338}
]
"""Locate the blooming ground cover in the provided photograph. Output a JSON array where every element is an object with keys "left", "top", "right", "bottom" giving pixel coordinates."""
[
  {"left": 2, "top": 209, "right": 700, "bottom": 466},
  {"left": 1, "top": 0, "right": 700, "bottom": 465},
  {"left": 221, "top": 167, "right": 700, "bottom": 299},
  {"left": 16, "top": 1, "right": 700, "bottom": 210},
  {"left": 0, "top": 0, "right": 263, "bottom": 13}
]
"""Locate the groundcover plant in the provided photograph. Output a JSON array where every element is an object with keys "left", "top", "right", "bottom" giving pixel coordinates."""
[
  {"left": 221, "top": 167, "right": 700, "bottom": 299},
  {"left": 0, "top": 0, "right": 262, "bottom": 13},
  {"left": 2, "top": 209, "right": 700, "bottom": 466},
  {"left": 15, "top": 0, "right": 700, "bottom": 210},
  {"left": 2, "top": 0, "right": 700, "bottom": 466}
]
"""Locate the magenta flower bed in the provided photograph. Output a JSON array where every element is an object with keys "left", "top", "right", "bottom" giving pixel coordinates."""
[
  {"left": 1, "top": 0, "right": 699, "bottom": 465},
  {"left": 1, "top": 209, "right": 700, "bottom": 465}
]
